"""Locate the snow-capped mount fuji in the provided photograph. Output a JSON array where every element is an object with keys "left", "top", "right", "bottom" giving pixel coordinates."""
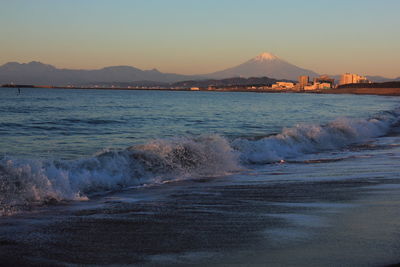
[
  {"left": 253, "top": 52, "right": 279, "bottom": 61},
  {"left": 205, "top": 52, "right": 319, "bottom": 80}
]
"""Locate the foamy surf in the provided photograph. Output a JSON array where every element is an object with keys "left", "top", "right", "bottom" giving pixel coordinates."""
[
  {"left": 0, "top": 135, "right": 238, "bottom": 215},
  {"left": 1, "top": 108, "right": 399, "bottom": 216},
  {"left": 233, "top": 110, "right": 399, "bottom": 163}
]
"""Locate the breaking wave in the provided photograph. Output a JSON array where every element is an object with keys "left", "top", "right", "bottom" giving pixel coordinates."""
[
  {"left": 233, "top": 109, "right": 400, "bottom": 163},
  {"left": 0, "top": 135, "right": 238, "bottom": 215},
  {"left": 1, "top": 108, "right": 400, "bottom": 215}
]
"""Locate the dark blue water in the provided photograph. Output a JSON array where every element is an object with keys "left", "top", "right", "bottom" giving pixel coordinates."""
[{"left": 0, "top": 88, "right": 396, "bottom": 159}]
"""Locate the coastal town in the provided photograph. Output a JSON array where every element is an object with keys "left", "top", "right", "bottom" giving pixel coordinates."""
[
  {"left": 269, "top": 73, "right": 369, "bottom": 91},
  {"left": 0, "top": 72, "right": 373, "bottom": 91},
  {"left": 3, "top": 73, "right": 400, "bottom": 96},
  {"left": 187, "top": 73, "right": 370, "bottom": 92}
]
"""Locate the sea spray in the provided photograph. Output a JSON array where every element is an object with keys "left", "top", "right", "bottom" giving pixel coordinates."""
[
  {"left": 233, "top": 110, "right": 398, "bottom": 164},
  {"left": 0, "top": 134, "right": 239, "bottom": 215}
]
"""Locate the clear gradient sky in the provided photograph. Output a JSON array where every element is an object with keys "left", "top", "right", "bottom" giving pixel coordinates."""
[{"left": 1, "top": 0, "right": 399, "bottom": 77}]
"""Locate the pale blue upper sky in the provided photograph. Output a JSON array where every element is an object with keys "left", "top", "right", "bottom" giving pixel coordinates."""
[{"left": 1, "top": 0, "right": 399, "bottom": 77}]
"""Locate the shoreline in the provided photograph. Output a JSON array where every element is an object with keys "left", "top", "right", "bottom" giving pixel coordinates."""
[
  {"left": 2, "top": 85, "right": 400, "bottom": 96},
  {"left": 2, "top": 164, "right": 400, "bottom": 266}
]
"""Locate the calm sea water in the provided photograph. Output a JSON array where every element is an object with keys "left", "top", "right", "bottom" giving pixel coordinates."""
[{"left": 1, "top": 88, "right": 400, "bottom": 265}]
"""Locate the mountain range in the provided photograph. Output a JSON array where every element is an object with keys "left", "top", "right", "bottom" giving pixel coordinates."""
[
  {"left": 0, "top": 53, "right": 398, "bottom": 86},
  {"left": 0, "top": 62, "right": 202, "bottom": 85}
]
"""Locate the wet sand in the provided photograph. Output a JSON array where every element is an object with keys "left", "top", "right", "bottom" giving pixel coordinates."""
[
  {"left": 202, "top": 183, "right": 400, "bottom": 266},
  {"left": 1, "top": 172, "right": 400, "bottom": 266}
]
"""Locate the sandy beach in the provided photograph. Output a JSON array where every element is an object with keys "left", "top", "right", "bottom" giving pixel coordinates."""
[{"left": 1, "top": 158, "right": 400, "bottom": 266}]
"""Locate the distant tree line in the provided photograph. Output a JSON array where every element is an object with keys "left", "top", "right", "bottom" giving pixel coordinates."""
[
  {"left": 172, "top": 76, "right": 295, "bottom": 88},
  {"left": 1, "top": 84, "right": 34, "bottom": 88},
  {"left": 338, "top": 81, "right": 400, "bottom": 89}
]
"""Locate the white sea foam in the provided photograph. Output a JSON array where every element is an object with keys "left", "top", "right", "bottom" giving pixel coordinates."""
[
  {"left": 0, "top": 135, "right": 238, "bottom": 215},
  {"left": 1, "top": 109, "right": 399, "bottom": 215},
  {"left": 233, "top": 110, "right": 398, "bottom": 164}
]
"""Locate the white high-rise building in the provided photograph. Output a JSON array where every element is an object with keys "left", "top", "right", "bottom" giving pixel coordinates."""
[{"left": 339, "top": 73, "right": 369, "bottom": 85}]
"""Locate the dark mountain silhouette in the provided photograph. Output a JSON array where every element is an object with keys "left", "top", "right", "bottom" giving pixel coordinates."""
[{"left": 0, "top": 61, "right": 203, "bottom": 85}]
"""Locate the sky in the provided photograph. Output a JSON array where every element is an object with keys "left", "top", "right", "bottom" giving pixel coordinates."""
[{"left": 1, "top": 0, "right": 399, "bottom": 77}]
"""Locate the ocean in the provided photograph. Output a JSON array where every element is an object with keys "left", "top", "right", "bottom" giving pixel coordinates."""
[{"left": 1, "top": 87, "right": 400, "bottom": 266}]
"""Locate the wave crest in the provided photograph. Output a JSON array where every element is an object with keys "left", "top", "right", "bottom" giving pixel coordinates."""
[
  {"left": 0, "top": 135, "right": 238, "bottom": 215},
  {"left": 233, "top": 111, "right": 398, "bottom": 164},
  {"left": 1, "top": 109, "right": 400, "bottom": 215}
]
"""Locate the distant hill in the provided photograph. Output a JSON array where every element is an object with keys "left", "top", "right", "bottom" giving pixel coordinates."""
[
  {"left": 204, "top": 52, "right": 319, "bottom": 80},
  {"left": 365, "top": 75, "right": 400, "bottom": 83},
  {"left": 172, "top": 76, "right": 291, "bottom": 88},
  {"left": 0, "top": 61, "right": 203, "bottom": 85}
]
